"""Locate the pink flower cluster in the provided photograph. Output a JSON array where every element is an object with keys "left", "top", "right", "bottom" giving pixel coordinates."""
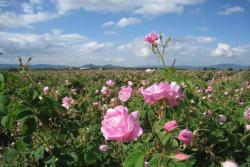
[
  {"left": 140, "top": 82, "right": 183, "bottom": 107},
  {"left": 163, "top": 120, "right": 194, "bottom": 145},
  {"left": 144, "top": 32, "right": 159, "bottom": 44},
  {"left": 101, "top": 106, "right": 143, "bottom": 142},
  {"left": 62, "top": 97, "right": 73, "bottom": 110}
]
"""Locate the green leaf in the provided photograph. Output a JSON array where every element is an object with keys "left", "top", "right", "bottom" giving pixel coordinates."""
[
  {"left": 0, "top": 103, "right": 8, "bottom": 116},
  {"left": 0, "top": 95, "right": 10, "bottom": 105},
  {"left": 124, "top": 151, "right": 145, "bottom": 167},
  {"left": 162, "top": 133, "right": 172, "bottom": 145},
  {"left": 16, "top": 108, "right": 33, "bottom": 120},
  {"left": 149, "top": 153, "right": 161, "bottom": 167},
  {"left": 0, "top": 95, "right": 10, "bottom": 116},
  {"left": 21, "top": 116, "right": 36, "bottom": 136},
  {"left": 171, "top": 139, "right": 179, "bottom": 148},
  {"left": 1, "top": 115, "right": 14, "bottom": 129},
  {"left": 34, "top": 145, "right": 45, "bottom": 161},
  {"left": 84, "top": 151, "right": 96, "bottom": 165}
]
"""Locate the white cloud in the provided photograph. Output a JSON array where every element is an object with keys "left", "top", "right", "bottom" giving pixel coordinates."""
[
  {"left": 56, "top": 0, "right": 206, "bottom": 16},
  {"left": 102, "top": 21, "right": 115, "bottom": 27},
  {"left": 211, "top": 43, "right": 246, "bottom": 57},
  {"left": 0, "top": 0, "right": 58, "bottom": 29},
  {"left": 218, "top": 6, "right": 244, "bottom": 15},
  {"left": 0, "top": 11, "right": 58, "bottom": 29},
  {"left": 0, "top": 30, "right": 115, "bottom": 65},
  {"left": 116, "top": 17, "right": 141, "bottom": 28}
]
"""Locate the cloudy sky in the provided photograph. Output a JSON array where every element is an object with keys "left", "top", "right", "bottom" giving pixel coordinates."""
[{"left": 0, "top": 0, "right": 249, "bottom": 67}]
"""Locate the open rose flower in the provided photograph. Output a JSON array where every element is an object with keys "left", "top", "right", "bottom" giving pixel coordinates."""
[
  {"left": 174, "top": 152, "right": 190, "bottom": 161},
  {"left": 178, "top": 129, "right": 194, "bottom": 144},
  {"left": 106, "top": 79, "right": 115, "bottom": 87},
  {"left": 165, "top": 82, "right": 183, "bottom": 107},
  {"left": 62, "top": 97, "right": 73, "bottom": 110},
  {"left": 244, "top": 107, "right": 250, "bottom": 120},
  {"left": 144, "top": 32, "right": 159, "bottom": 44},
  {"left": 101, "top": 106, "right": 143, "bottom": 142},
  {"left": 140, "top": 82, "right": 183, "bottom": 107},
  {"left": 140, "top": 82, "right": 169, "bottom": 105},
  {"left": 119, "top": 86, "right": 133, "bottom": 102},
  {"left": 164, "top": 120, "right": 178, "bottom": 132}
]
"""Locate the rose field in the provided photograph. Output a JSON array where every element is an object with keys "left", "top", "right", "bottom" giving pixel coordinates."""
[{"left": 0, "top": 68, "right": 250, "bottom": 167}]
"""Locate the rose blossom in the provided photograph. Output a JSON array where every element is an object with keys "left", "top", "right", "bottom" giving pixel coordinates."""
[
  {"left": 101, "top": 106, "right": 143, "bottom": 142},
  {"left": 164, "top": 120, "right": 178, "bottom": 132},
  {"left": 43, "top": 86, "right": 49, "bottom": 94},
  {"left": 165, "top": 82, "right": 183, "bottom": 107},
  {"left": 244, "top": 107, "right": 250, "bottom": 120},
  {"left": 101, "top": 86, "right": 110, "bottom": 96},
  {"left": 221, "top": 160, "right": 238, "bottom": 167},
  {"left": 205, "top": 85, "right": 213, "bottom": 94},
  {"left": 178, "top": 129, "right": 194, "bottom": 144},
  {"left": 144, "top": 32, "right": 159, "bottom": 44},
  {"left": 106, "top": 79, "right": 115, "bottom": 87},
  {"left": 218, "top": 114, "right": 227, "bottom": 124},
  {"left": 174, "top": 152, "right": 190, "bottom": 161},
  {"left": 140, "top": 82, "right": 168, "bottom": 105},
  {"left": 140, "top": 82, "right": 183, "bottom": 107},
  {"left": 99, "top": 144, "right": 109, "bottom": 152},
  {"left": 119, "top": 86, "right": 133, "bottom": 102},
  {"left": 62, "top": 97, "right": 73, "bottom": 110}
]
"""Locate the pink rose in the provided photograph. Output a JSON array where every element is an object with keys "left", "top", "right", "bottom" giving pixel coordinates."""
[
  {"left": 178, "top": 129, "right": 194, "bottom": 144},
  {"left": 101, "top": 106, "right": 143, "bottom": 142},
  {"left": 244, "top": 107, "right": 250, "bottom": 120},
  {"left": 101, "top": 86, "right": 110, "bottom": 96},
  {"left": 140, "top": 82, "right": 169, "bottom": 105},
  {"left": 164, "top": 120, "right": 178, "bottom": 132},
  {"left": 144, "top": 32, "right": 159, "bottom": 44},
  {"left": 106, "top": 79, "right": 115, "bottom": 87},
  {"left": 140, "top": 82, "right": 183, "bottom": 107},
  {"left": 174, "top": 152, "right": 190, "bottom": 161},
  {"left": 221, "top": 160, "right": 238, "bottom": 167},
  {"left": 218, "top": 114, "right": 227, "bottom": 124},
  {"left": 205, "top": 85, "right": 213, "bottom": 94},
  {"left": 62, "top": 97, "right": 73, "bottom": 110},
  {"left": 165, "top": 82, "right": 183, "bottom": 107},
  {"left": 119, "top": 86, "right": 133, "bottom": 102},
  {"left": 99, "top": 144, "right": 109, "bottom": 152},
  {"left": 43, "top": 86, "right": 49, "bottom": 94}
]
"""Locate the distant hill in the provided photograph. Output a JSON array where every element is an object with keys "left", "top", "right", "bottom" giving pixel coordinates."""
[{"left": 0, "top": 63, "right": 248, "bottom": 70}]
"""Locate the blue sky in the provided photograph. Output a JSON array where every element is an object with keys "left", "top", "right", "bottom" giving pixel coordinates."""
[{"left": 0, "top": 0, "right": 249, "bottom": 66}]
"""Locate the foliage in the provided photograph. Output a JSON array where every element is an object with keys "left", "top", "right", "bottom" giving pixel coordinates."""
[{"left": 0, "top": 69, "right": 250, "bottom": 167}]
